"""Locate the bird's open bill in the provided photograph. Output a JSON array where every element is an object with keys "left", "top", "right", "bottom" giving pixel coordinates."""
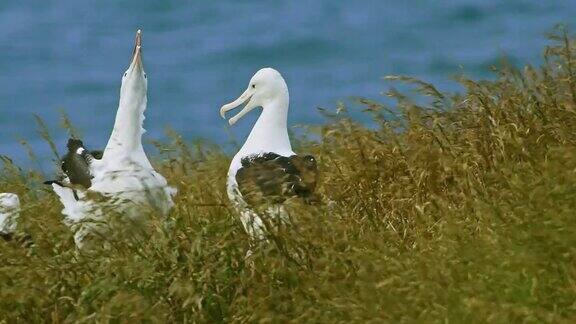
[
  {"left": 220, "top": 87, "right": 258, "bottom": 126},
  {"left": 129, "top": 29, "right": 143, "bottom": 70}
]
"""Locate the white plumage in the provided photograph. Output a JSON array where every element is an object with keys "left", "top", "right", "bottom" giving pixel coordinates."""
[
  {"left": 220, "top": 68, "right": 300, "bottom": 239},
  {"left": 50, "top": 30, "right": 176, "bottom": 247},
  {"left": 0, "top": 193, "right": 20, "bottom": 236}
]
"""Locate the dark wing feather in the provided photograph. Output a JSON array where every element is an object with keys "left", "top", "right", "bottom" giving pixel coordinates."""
[
  {"left": 44, "top": 138, "right": 102, "bottom": 190},
  {"left": 90, "top": 150, "right": 103, "bottom": 160},
  {"left": 236, "top": 153, "right": 319, "bottom": 207}
]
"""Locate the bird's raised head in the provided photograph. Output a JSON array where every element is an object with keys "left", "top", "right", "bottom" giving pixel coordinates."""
[
  {"left": 220, "top": 67, "right": 288, "bottom": 126},
  {"left": 120, "top": 30, "right": 147, "bottom": 101}
]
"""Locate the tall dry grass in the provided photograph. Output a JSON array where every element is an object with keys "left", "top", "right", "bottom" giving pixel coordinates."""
[{"left": 1, "top": 30, "right": 576, "bottom": 322}]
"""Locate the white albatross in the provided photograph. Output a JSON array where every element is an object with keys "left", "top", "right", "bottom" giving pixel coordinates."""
[
  {"left": 220, "top": 68, "right": 319, "bottom": 239},
  {"left": 0, "top": 193, "right": 20, "bottom": 240},
  {"left": 49, "top": 30, "right": 176, "bottom": 248}
]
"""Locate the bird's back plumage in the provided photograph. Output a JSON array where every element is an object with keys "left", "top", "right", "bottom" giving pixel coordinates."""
[{"left": 235, "top": 152, "right": 319, "bottom": 207}]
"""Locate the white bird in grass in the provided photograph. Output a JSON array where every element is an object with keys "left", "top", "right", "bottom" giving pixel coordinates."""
[
  {"left": 0, "top": 193, "right": 20, "bottom": 241},
  {"left": 48, "top": 30, "right": 176, "bottom": 248},
  {"left": 220, "top": 68, "right": 319, "bottom": 240}
]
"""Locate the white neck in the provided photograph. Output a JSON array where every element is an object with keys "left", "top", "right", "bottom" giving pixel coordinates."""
[
  {"left": 102, "top": 89, "right": 152, "bottom": 169},
  {"left": 238, "top": 93, "right": 293, "bottom": 157}
]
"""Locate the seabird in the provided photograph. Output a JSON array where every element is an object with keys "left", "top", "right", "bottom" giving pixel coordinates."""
[
  {"left": 0, "top": 193, "right": 20, "bottom": 241},
  {"left": 220, "top": 68, "right": 319, "bottom": 239},
  {"left": 48, "top": 30, "right": 176, "bottom": 248},
  {"left": 44, "top": 138, "right": 102, "bottom": 199}
]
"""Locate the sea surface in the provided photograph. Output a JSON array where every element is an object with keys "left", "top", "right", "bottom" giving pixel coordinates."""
[{"left": 0, "top": 1, "right": 574, "bottom": 169}]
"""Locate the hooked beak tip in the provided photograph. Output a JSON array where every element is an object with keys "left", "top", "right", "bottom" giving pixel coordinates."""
[
  {"left": 131, "top": 30, "right": 143, "bottom": 64},
  {"left": 220, "top": 89, "right": 255, "bottom": 126},
  {"left": 136, "top": 29, "right": 142, "bottom": 46}
]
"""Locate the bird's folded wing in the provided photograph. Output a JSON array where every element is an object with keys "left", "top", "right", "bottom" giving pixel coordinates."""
[{"left": 236, "top": 153, "right": 318, "bottom": 207}]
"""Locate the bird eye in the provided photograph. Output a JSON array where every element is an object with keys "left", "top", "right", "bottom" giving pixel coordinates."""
[
  {"left": 123, "top": 72, "right": 127, "bottom": 77},
  {"left": 252, "top": 84, "right": 256, "bottom": 88},
  {"left": 144, "top": 73, "right": 147, "bottom": 79}
]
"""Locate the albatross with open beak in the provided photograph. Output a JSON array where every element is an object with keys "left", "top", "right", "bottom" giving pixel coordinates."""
[
  {"left": 220, "top": 68, "right": 319, "bottom": 239},
  {"left": 49, "top": 30, "right": 176, "bottom": 248}
]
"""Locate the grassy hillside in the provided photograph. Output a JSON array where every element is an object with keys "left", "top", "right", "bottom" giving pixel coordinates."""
[{"left": 1, "top": 31, "right": 576, "bottom": 322}]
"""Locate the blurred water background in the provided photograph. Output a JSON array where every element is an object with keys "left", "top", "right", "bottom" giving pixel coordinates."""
[{"left": 0, "top": 1, "right": 574, "bottom": 169}]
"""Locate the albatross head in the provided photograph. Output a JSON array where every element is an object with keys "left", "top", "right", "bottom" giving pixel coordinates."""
[
  {"left": 220, "top": 68, "right": 289, "bottom": 126},
  {"left": 119, "top": 29, "right": 147, "bottom": 107}
]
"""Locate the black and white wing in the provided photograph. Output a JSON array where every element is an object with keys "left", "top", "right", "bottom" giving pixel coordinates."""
[
  {"left": 235, "top": 152, "right": 319, "bottom": 207},
  {"left": 44, "top": 138, "right": 102, "bottom": 189}
]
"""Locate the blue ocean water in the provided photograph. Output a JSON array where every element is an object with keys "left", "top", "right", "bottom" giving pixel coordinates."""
[{"left": 0, "top": 1, "right": 573, "bottom": 168}]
